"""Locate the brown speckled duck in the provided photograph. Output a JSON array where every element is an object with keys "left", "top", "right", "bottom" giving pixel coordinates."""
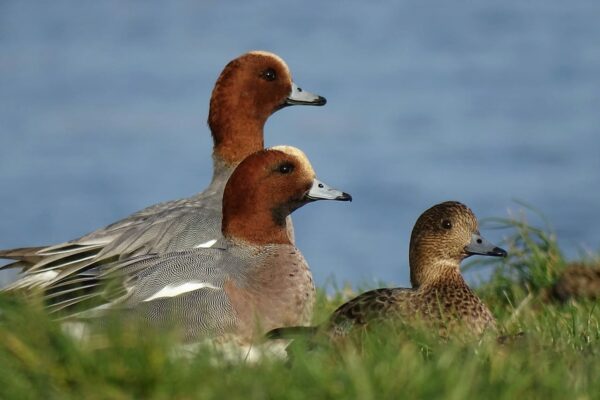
[
  {"left": 549, "top": 262, "right": 600, "bottom": 302},
  {"left": 269, "top": 201, "right": 507, "bottom": 340}
]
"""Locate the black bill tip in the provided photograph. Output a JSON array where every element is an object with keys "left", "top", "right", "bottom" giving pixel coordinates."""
[
  {"left": 338, "top": 192, "right": 352, "bottom": 202},
  {"left": 284, "top": 95, "right": 327, "bottom": 107},
  {"left": 314, "top": 96, "right": 327, "bottom": 106},
  {"left": 488, "top": 247, "right": 507, "bottom": 257}
]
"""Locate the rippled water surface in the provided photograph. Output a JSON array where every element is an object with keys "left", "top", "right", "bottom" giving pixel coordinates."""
[{"left": 1, "top": 0, "right": 599, "bottom": 286}]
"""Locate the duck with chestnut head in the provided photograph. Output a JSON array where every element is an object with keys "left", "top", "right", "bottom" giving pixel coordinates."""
[
  {"left": 43, "top": 146, "right": 351, "bottom": 346},
  {"left": 1, "top": 51, "right": 327, "bottom": 290}
]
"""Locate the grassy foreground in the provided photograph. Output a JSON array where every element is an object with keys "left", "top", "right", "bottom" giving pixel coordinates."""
[{"left": 1, "top": 215, "right": 599, "bottom": 400}]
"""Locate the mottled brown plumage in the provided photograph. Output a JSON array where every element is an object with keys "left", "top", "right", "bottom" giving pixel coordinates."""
[
  {"left": 550, "top": 263, "right": 600, "bottom": 302},
  {"left": 328, "top": 202, "right": 505, "bottom": 338},
  {"left": 269, "top": 201, "right": 506, "bottom": 341}
]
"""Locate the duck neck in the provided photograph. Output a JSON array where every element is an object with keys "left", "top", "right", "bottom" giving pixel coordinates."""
[
  {"left": 222, "top": 201, "right": 292, "bottom": 246},
  {"left": 429, "top": 265, "right": 467, "bottom": 288},
  {"left": 202, "top": 155, "right": 237, "bottom": 197},
  {"left": 410, "top": 257, "right": 464, "bottom": 289},
  {"left": 209, "top": 100, "right": 266, "bottom": 166}
]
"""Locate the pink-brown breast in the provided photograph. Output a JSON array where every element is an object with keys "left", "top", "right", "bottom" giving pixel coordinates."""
[{"left": 223, "top": 245, "right": 315, "bottom": 342}]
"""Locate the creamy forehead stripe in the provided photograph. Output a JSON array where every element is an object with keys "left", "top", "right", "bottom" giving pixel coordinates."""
[
  {"left": 270, "top": 145, "right": 315, "bottom": 175},
  {"left": 247, "top": 50, "right": 290, "bottom": 74},
  {"left": 143, "top": 282, "right": 221, "bottom": 302}
]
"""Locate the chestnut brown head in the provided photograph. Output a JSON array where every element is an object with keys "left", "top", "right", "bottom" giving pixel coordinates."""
[
  {"left": 222, "top": 146, "right": 351, "bottom": 245},
  {"left": 209, "top": 51, "right": 326, "bottom": 165}
]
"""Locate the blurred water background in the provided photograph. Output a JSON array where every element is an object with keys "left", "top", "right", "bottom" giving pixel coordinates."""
[{"left": 1, "top": 0, "right": 599, "bottom": 288}]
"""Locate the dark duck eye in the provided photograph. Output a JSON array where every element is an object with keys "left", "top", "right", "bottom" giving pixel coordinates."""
[
  {"left": 441, "top": 219, "right": 452, "bottom": 230},
  {"left": 277, "top": 162, "right": 294, "bottom": 174},
  {"left": 261, "top": 68, "right": 277, "bottom": 81}
]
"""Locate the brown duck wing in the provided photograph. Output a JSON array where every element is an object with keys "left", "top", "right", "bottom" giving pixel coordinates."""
[{"left": 328, "top": 288, "right": 414, "bottom": 337}]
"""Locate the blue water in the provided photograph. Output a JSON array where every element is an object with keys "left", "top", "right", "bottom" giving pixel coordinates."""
[{"left": 1, "top": 0, "right": 599, "bottom": 288}]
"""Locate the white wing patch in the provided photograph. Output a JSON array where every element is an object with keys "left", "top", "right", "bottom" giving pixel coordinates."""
[
  {"left": 143, "top": 282, "right": 220, "bottom": 302},
  {"left": 61, "top": 321, "right": 90, "bottom": 342},
  {"left": 194, "top": 239, "right": 217, "bottom": 248},
  {"left": 8, "top": 270, "right": 59, "bottom": 289}
]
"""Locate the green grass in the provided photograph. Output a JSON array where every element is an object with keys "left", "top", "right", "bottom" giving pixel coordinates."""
[{"left": 1, "top": 214, "right": 599, "bottom": 400}]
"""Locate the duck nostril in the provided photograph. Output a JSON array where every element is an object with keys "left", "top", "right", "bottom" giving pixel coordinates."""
[
  {"left": 477, "top": 239, "right": 482, "bottom": 244},
  {"left": 318, "top": 183, "right": 324, "bottom": 188},
  {"left": 298, "top": 87, "right": 303, "bottom": 92}
]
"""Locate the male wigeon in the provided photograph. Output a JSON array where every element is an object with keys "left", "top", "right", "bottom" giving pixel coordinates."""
[
  {"left": 1, "top": 51, "right": 326, "bottom": 289},
  {"left": 38, "top": 146, "right": 351, "bottom": 345},
  {"left": 268, "top": 202, "right": 506, "bottom": 341}
]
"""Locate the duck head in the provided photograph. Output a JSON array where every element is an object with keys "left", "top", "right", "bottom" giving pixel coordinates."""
[
  {"left": 222, "top": 145, "right": 351, "bottom": 245},
  {"left": 209, "top": 51, "right": 326, "bottom": 165},
  {"left": 409, "top": 201, "right": 506, "bottom": 287}
]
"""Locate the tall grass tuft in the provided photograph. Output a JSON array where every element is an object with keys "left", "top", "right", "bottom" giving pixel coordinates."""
[{"left": 469, "top": 204, "right": 567, "bottom": 308}]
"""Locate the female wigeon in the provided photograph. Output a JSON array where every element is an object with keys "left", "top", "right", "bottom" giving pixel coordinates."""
[
  {"left": 268, "top": 202, "right": 506, "bottom": 341},
  {"left": 40, "top": 146, "right": 351, "bottom": 345},
  {"left": 1, "top": 51, "right": 326, "bottom": 289},
  {"left": 549, "top": 263, "right": 600, "bottom": 302}
]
